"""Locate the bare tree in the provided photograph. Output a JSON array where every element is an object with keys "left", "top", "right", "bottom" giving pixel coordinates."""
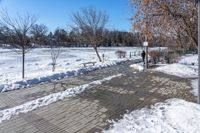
[
  {"left": 72, "top": 7, "right": 109, "bottom": 62},
  {"left": 50, "top": 45, "right": 61, "bottom": 72},
  {"left": 48, "top": 33, "right": 61, "bottom": 72},
  {"left": 0, "top": 11, "right": 37, "bottom": 78}
]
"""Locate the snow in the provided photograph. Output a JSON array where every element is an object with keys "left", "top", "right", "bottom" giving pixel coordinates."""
[
  {"left": 155, "top": 63, "right": 198, "bottom": 78},
  {"left": 0, "top": 74, "right": 123, "bottom": 123},
  {"left": 0, "top": 47, "right": 142, "bottom": 92},
  {"left": 179, "top": 54, "right": 198, "bottom": 65},
  {"left": 104, "top": 99, "right": 200, "bottom": 133},
  {"left": 130, "top": 63, "right": 144, "bottom": 71},
  {"left": 149, "top": 47, "right": 167, "bottom": 51}
]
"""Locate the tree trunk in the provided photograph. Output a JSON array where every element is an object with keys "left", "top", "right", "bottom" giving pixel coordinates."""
[
  {"left": 52, "top": 64, "right": 55, "bottom": 72},
  {"left": 94, "top": 47, "right": 102, "bottom": 62},
  {"left": 22, "top": 48, "right": 25, "bottom": 79}
]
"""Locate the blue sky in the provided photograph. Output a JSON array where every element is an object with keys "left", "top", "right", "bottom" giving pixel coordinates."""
[{"left": 0, "top": 0, "right": 134, "bottom": 32}]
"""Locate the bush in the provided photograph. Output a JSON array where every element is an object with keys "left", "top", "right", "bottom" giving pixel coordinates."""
[
  {"left": 164, "top": 50, "right": 178, "bottom": 64},
  {"left": 115, "top": 50, "right": 127, "bottom": 58},
  {"left": 149, "top": 50, "right": 160, "bottom": 64}
]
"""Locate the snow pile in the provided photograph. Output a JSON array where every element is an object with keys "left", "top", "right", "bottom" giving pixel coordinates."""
[
  {"left": 0, "top": 60, "right": 127, "bottom": 92},
  {"left": 155, "top": 63, "right": 197, "bottom": 78},
  {"left": 0, "top": 74, "right": 123, "bottom": 123},
  {"left": 191, "top": 79, "right": 198, "bottom": 97},
  {"left": 130, "top": 64, "right": 144, "bottom": 71},
  {"left": 104, "top": 99, "right": 200, "bottom": 133},
  {"left": 179, "top": 54, "right": 198, "bottom": 65}
]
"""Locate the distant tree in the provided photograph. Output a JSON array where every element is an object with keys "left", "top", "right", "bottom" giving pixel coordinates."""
[
  {"left": 68, "top": 30, "right": 78, "bottom": 46},
  {"left": 0, "top": 11, "right": 37, "bottom": 78},
  {"left": 31, "top": 24, "right": 48, "bottom": 46},
  {"left": 54, "top": 28, "right": 68, "bottom": 43},
  {"left": 72, "top": 7, "right": 109, "bottom": 62},
  {"left": 0, "top": 26, "right": 9, "bottom": 43},
  {"left": 101, "top": 30, "right": 139, "bottom": 47}
]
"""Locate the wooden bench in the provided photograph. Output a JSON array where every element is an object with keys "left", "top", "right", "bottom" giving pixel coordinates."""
[{"left": 82, "top": 62, "right": 96, "bottom": 67}]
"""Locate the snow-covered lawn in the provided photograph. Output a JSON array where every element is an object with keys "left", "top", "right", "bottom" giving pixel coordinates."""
[
  {"left": 0, "top": 74, "right": 123, "bottom": 123},
  {"left": 0, "top": 47, "right": 142, "bottom": 92},
  {"left": 155, "top": 63, "right": 198, "bottom": 78},
  {"left": 151, "top": 53, "right": 198, "bottom": 77},
  {"left": 104, "top": 99, "right": 200, "bottom": 133}
]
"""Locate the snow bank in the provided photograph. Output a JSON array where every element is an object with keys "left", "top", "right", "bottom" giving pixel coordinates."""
[
  {"left": 130, "top": 64, "right": 144, "bottom": 71},
  {"left": 104, "top": 99, "right": 200, "bottom": 133},
  {"left": 0, "top": 74, "right": 123, "bottom": 123},
  {"left": 0, "top": 60, "right": 127, "bottom": 92},
  {"left": 179, "top": 54, "right": 198, "bottom": 65},
  {"left": 155, "top": 63, "right": 197, "bottom": 78}
]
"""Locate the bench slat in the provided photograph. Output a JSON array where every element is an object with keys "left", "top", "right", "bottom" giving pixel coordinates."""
[{"left": 82, "top": 62, "right": 96, "bottom": 67}]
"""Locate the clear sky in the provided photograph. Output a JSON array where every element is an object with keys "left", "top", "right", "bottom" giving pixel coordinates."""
[{"left": 0, "top": 0, "right": 133, "bottom": 32}]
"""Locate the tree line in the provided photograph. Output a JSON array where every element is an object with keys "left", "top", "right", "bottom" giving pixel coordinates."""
[
  {"left": 48, "top": 29, "right": 141, "bottom": 47},
  {"left": 0, "top": 28, "right": 141, "bottom": 48}
]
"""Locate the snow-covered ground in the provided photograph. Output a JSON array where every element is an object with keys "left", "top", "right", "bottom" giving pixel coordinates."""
[
  {"left": 154, "top": 54, "right": 198, "bottom": 78},
  {"left": 0, "top": 47, "right": 142, "bottom": 92},
  {"left": 130, "top": 63, "right": 144, "bottom": 71},
  {"left": 155, "top": 63, "right": 198, "bottom": 78},
  {"left": 104, "top": 99, "right": 200, "bottom": 133}
]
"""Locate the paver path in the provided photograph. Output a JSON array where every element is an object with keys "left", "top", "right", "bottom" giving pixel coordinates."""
[{"left": 0, "top": 61, "right": 196, "bottom": 133}]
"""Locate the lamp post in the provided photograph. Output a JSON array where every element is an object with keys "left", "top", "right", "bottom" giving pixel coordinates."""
[
  {"left": 143, "top": 41, "right": 148, "bottom": 69},
  {"left": 143, "top": 35, "right": 148, "bottom": 69}
]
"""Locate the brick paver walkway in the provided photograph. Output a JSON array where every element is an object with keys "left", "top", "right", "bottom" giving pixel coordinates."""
[{"left": 0, "top": 61, "right": 196, "bottom": 133}]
